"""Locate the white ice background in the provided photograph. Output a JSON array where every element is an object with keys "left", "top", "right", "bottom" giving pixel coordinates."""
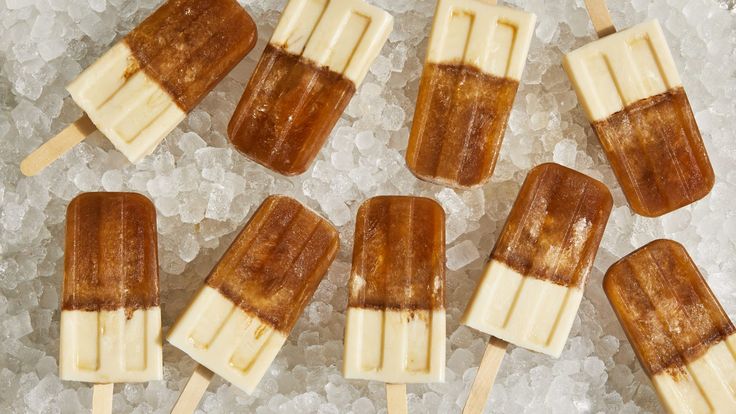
[{"left": 1, "top": 0, "right": 735, "bottom": 413}]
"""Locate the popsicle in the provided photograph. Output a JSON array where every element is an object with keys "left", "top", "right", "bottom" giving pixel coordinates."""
[
  {"left": 563, "top": 0, "right": 714, "bottom": 217},
  {"left": 167, "top": 195, "right": 339, "bottom": 413},
  {"left": 343, "top": 196, "right": 446, "bottom": 414},
  {"left": 20, "top": 0, "right": 257, "bottom": 176},
  {"left": 405, "top": 0, "right": 536, "bottom": 188},
  {"left": 604, "top": 239, "right": 736, "bottom": 414},
  {"left": 461, "top": 163, "right": 612, "bottom": 413},
  {"left": 59, "top": 192, "right": 162, "bottom": 413},
  {"left": 227, "top": 0, "right": 393, "bottom": 176}
]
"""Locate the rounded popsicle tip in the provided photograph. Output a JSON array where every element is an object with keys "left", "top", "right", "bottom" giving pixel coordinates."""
[
  {"left": 262, "top": 194, "right": 341, "bottom": 250},
  {"left": 528, "top": 162, "right": 576, "bottom": 177},
  {"left": 643, "top": 238, "right": 687, "bottom": 253},
  {"left": 528, "top": 162, "right": 566, "bottom": 176},
  {"left": 356, "top": 195, "right": 446, "bottom": 221},
  {"left": 68, "top": 191, "right": 155, "bottom": 211},
  {"left": 19, "top": 156, "right": 41, "bottom": 177},
  {"left": 403, "top": 160, "right": 492, "bottom": 190},
  {"left": 627, "top": 163, "right": 715, "bottom": 218},
  {"left": 529, "top": 162, "right": 613, "bottom": 205},
  {"left": 603, "top": 238, "right": 688, "bottom": 296}
]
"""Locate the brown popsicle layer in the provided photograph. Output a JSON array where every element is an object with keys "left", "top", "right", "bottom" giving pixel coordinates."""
[
  {"left": 63, "top": 192, "right": 159, "bottom": 314},
  {"left": 348, "top": 196, "right": 445, "bottom": 311},
  {"left": 406, "top": 62, "right": 518, "bottom": 188},
  {"left": 125, "top": 0, "right": 258, "bottom": 112},
  {"left": 205, "top": 195, "right": 340, "bottom": 333},
  {"left": 492, "top": 163, "right": 613, "bottom": 288},
  {"left": 592, "top": 87, "right": 714, "bottom": 217},
  {"left": 228, "top": 45, "right": 355, "bottom": 176},
  {"left": 604, "top": 239, "right": 735, "bottom": 376}
]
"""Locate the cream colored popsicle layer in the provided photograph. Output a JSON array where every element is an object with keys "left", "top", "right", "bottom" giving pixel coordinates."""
[
  {"left": 60, "top": 309, "right": 162, "bottom": 383},
  {"left": 343, "top": 196, "right": 446, "bottom": 384},
  {"left": 64, "top": 0, "right": 257, "bottom": 164},
  {"left": 563, "top": 20, "right": 681, "bottom": 122},
  {"left": 653, "top": 335, "right": 736, "bottom": 414},
  {"left": 167, "top": 195, "right": 339, "bottom": 393},
  {"left": 462, "top": 163, "right": 612, "bottom": 357},
  {"left": 426, "top": 1, "right": 535, "bottom": 80},
  {"left": 344, "top": 308, "right": 446, "bottom": 384},
  {"left": 270, "top": 0, "right": 393, "bottom": 85},
  {"left": 167, "top": 286, "right": 287, "bottom": 393},
  {"left": 67, "top": 43, "right": 186, "bottom": 163},
  {"left": 463, "top": 260, "right": 583, "bottom": 357}
]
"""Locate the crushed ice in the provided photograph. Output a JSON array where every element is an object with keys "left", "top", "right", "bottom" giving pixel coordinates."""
[{"left": 1, "top": 0, "right": 735, "bottom": 412}]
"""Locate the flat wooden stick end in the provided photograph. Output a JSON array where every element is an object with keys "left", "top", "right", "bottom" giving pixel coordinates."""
[
  {"left": 462, "top": 338, "right": 509, "bottom": 414},
  {"left": 386, "top": 383, "right": 408, "bottom": 414},
  {"left": 170, "top": 364, "right": 215, "bottom": 414},
  {"left": 92, "top": 383, "right": 114, "bottom": 414}
]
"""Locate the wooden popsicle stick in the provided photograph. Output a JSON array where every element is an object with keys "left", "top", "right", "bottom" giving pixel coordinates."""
[
  {"left": 20, "top": 114, "right": 97, "bottom": 177},
  {"left": 583, "top": 0, "right": 616, "bottom": 37},
  {"left": 170, "top": 364, "right": 215, "bottom": 414},
  {"left": 462, "top": 337, "right": 509, "bottom": 414},
  {"left": 386, "top": 383, "right": 408, "bottom": 414},
  {"left": 92, "top": 383, "right": 113, "bottom": 414}
]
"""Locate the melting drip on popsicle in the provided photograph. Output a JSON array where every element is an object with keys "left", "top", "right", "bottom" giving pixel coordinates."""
[
  {"left": 228, "top": 0, "right": 393, "bottom": 176},
  {"left": 604, "top": 239, "right": 736, "bottom": 413}
]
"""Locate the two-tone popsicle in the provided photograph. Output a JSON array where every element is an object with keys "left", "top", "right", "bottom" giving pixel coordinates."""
[
  {"left": 461, "top": 163, "right": 612, "bottom": 413},
  {"left": 406, "top": 0, "right": 535, "bottom": 188},
  {"left": 343, "top": 196, "right": 446, "bottom": 414},
  {"left": 167, "top": 195, "right": 339, "bottom": 413},
  {"left": 21, "top": 0, "right": 257, "bottom": 176},
  {"left": 564, "top": 0, "right": 714, "bottom": 216},
  {"left": 60, "top": 192, "right": 162, "bottom": 413},
  {"left": 605, "top": 240, "right": 736, "bottom": 414},
  {"left": 228, "top": 0, "right": 393, "bottom": 176}
]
